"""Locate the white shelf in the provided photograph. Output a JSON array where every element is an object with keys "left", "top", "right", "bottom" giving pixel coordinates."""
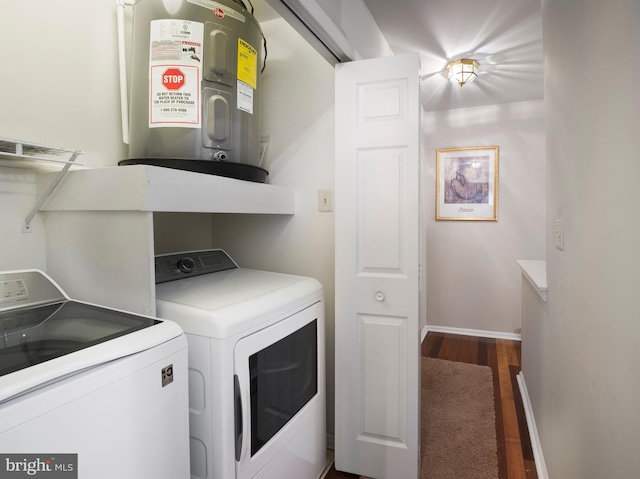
[
  {"left": 36, "top": 164, "right": 295, "bottom": 214},
  {"left": 517, "top": 260, "right": 547, "bottom": 302},
  {"left": 0, "top": 137, "right": 85, "bottom": 170},
  {"left": 0, "top": 137, "right": 88, "bottom": 231}
]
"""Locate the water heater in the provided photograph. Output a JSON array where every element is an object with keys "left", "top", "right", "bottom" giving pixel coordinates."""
[{"left": 120, "top": 0, "right": 267, "bottom": 182}]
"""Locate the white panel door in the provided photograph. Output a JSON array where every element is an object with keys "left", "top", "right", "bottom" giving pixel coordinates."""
[{"left": 334, "top": 54, "right": 421, "bottom": 479}]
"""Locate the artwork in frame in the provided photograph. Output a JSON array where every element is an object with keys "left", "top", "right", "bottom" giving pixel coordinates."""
[{"left": 436, "top": 146, "right": 499, "bottom": 221}]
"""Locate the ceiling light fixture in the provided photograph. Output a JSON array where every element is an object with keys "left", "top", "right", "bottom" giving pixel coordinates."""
[{"left": 446, "top": 59, "right": 479, "bottom": 86}]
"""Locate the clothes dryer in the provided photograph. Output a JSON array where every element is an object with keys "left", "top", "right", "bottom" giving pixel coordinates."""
[{"left": 154, "top": 249, "right": 326, "bottom": 479}]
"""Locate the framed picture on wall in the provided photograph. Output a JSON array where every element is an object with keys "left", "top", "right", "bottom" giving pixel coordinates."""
[{"left": 436, "top": 146, "right": 499, "bottom": 221}]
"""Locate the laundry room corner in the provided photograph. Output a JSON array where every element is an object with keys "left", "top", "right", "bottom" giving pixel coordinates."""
[{"left": 1, "top": 0, "right": 338, "bottom": 470}]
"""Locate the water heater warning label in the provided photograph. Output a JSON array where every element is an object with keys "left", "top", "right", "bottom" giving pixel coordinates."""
[
  {"left": 237, "top": 81, "right": 253, "bottom": 114},
  {"left": 150, "top": 65, "right": 200, "bottom": 126},
  {"left": 149, "top": 20, "right": 203, "bottom": 128}
]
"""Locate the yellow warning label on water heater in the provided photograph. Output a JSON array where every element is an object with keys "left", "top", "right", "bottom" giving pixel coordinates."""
[{"left": 237, "top": 38, "right": 257, "bottom": 89}]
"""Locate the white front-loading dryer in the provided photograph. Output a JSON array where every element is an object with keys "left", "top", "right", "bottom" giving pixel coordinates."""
[{"left": 154, "top": 249, "right": 326, "bottom": 479}]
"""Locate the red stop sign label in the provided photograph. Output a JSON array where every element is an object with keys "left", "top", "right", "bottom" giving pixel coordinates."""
[{"left": 162, "top": 68, "right": 185, "bottom": 90}]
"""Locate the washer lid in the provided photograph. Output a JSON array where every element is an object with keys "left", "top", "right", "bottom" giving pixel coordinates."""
[
  {"left": 0, "top": 300, "right": 163, "bottom": 378},
  {"left": 0, "top": 301, "right": 184, "bottom": 404}
]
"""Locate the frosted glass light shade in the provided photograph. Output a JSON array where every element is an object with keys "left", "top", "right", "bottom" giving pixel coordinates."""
[{"left": 446, "top": 59, "right": 479, "bottom": 86}]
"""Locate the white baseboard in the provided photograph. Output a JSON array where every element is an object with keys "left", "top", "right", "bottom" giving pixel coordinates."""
[
  {"left": 421, "top": 325, "right": 429, "bottom": 342},
  {"left": 320, "top": 449, "right": 334, "bottom": 479},
  {"left": 425, "top": 324, "right": 522, "bottom": 341},
  {"left": 516, "top": 372, "right": 549, "bottom": 479}
]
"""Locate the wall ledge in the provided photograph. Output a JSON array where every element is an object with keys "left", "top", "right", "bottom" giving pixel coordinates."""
[{"left": 517, "top": 260, "right": 547, "bottom": 302}]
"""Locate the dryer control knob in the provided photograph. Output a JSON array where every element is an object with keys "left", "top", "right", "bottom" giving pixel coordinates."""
[{"left": 177, "top": 257, "right": 195, "bottom": 273}]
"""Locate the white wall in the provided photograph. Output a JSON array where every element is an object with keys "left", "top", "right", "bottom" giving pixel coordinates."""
[
  {"left": 423, "top": 100, "right": 546, "bottom": 334},
  {"left": 209, "top": 16, "right": 337, "bottom": 441},
  {"left": 0, "top": 169, "right": 47, "bottom": 271},
  {"left": 0, "top": 0, "right": 127, "bottom": 272},
  {"left": 317, "top": 0, "right": 393, "bottom": 59},
  {"left": 521, "top": 1, "right": 640, "bottom": 477},
  {"left": 0, "top": 0, "right": 127, "bottom": 167}
]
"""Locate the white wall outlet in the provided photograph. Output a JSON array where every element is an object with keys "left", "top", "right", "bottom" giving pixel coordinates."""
[
  {"left": 318, "top": 189, "right": 333, "bottom": 212},
  {"left": 553, "top": 217, "right": 564, "bottom": 251}
]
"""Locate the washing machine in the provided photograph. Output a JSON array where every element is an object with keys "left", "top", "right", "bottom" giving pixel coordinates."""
[
  {"left": 0, "top": 269, "right": 190, "bottom": 479},
  {"left": 154, "top": 249, "right": 326, "bottom": 479}
]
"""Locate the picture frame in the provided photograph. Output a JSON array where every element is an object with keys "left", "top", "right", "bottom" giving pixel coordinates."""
[{"left": 436, "top": 146, "right": 499, "bottom": 221}]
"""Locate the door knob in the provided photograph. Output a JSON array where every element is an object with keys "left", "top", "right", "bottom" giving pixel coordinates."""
[{"left": 374, "top": 291, "right": 385, "bottom": 302}]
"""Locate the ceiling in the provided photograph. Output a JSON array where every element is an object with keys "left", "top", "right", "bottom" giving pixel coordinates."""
[
  {"left": 361, "top": 0, "right": 544, "bottom": 111},
  {"left": 253, "top": 0, "right": 544, "bottom": 112}
]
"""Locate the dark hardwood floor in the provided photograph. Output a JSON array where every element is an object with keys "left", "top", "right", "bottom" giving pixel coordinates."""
[{"left": 325, "top": 332, "right": 537, "bottom": 479}]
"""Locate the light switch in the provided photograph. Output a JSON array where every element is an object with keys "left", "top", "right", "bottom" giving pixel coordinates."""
[
  {"left": 553, "top": 217, "right": 564, "bottom": 251},
  {"left": 318, "top": 189, "right": 333, "bottom": 212}
]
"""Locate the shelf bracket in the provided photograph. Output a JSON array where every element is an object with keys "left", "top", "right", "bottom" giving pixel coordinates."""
[
  {"left": 0, "top": 138, "right": 86, "bottom": 233},
  {"left": 23, "top": 153, "right": 81, "bottom": 232}
]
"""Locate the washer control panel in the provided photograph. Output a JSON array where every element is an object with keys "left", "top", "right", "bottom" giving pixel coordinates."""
[
  {"left": 154, "top": 249, "right": 238, "bottom": 284},
  {"left": 0, "top": 271, "right": 66, "bottom": 312}
]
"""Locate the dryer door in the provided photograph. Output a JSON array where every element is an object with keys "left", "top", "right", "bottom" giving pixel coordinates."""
[{"left": 233, "top": 300, "right": 325, "bottom": 479}]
